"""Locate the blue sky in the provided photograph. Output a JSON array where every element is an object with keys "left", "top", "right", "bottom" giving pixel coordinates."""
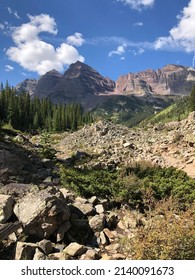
[{"left": 0, "top": 0, "right": 195, "bottom": 85}]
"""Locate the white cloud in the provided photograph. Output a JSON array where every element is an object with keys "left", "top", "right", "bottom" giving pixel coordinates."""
[
  {"left": 109, "top": 44, "right": 127, "bottom": 57},
  {"left": 154, "top": 0, "right": 195, "bottom": 53},
  {"left": 133, "top": 22, "right": 144, "bottom": 27},
  {"left": 0, "top": 23, "right": 5, "bottom": 30},
  {"left": 6, "top": 14, "right": 85, "bottom": 75},
  {"left": 5, "top": 64, "right": 14, "bottom": 72},
  {"left": 117, "top": 0, "right": 155, "bottom": 10},
  {"left": 7, "top": 6, "right": 21, "bottom": 19},
  {"left": 132, "top": 48, "right": 145, "bottom": 56},
  {"left": 7, "top": 7, "right": 12, "bottom": 14},
  {"left": 66, "top": 32, "right": 85, "bottom": 46}
]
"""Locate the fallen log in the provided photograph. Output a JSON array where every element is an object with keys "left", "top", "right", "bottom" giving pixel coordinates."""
[{"left": 0, "top": 222, "right": 22, "bottom": 241}]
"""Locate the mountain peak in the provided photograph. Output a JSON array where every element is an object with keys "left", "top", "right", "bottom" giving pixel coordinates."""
[
  {"left": 44, "top": 69, "right": 62, "bottom": 77},
  {"left": 161, "top": 64, "right": 186, "bottom": 72}
]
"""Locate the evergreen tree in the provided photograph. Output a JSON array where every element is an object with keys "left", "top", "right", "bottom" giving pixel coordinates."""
[{"left": 0, "top": 80, "right": 93, "bottom": 133}]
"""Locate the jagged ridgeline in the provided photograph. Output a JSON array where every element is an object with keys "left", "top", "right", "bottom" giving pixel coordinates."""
[{"left": 0, "top": 82, "right": 93, "bottom": 132}]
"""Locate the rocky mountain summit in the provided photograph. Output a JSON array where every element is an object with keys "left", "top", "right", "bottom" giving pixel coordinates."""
[
  {"left": 16, "top": 61, "right": 115, "bottom": 108},
  {"left": 16, "top": 63, "right": 195, "bottom": 110}
]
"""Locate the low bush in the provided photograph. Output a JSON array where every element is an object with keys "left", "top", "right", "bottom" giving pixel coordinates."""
[
  {"left": 121, "top": 198, "right": 195, "bottom": 259},
  {"left": 58, "top": 162, "right": 195, "bottom": 209}
]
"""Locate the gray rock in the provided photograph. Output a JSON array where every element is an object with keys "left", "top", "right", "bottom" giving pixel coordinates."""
[
  {"left": 47, "top": 252, "right": 65, "bottom": 260},
  {"left": 38, "top": 239, "right": 53, "bottom": 255},
  {"left": 100, "top": 231, "right": 109, "bottom": 245},
  {"left": 73, "top": 202, "right": 94, "bottom": 216},
  {"left": 15, "top": 242, "right": 38, "bottom": 260},
  {"left": 64, "top": 242, "right": 87, "bottom": 257},
  {"left": 33, "top": 248, "right": 47, "bottom": 260},
  {"left": 14, "top": 187, "right": 71, "bottom": 239},
  {"left": 56, "top": 220, "right": 71, "bottom": 242},
  {"left": 106, "top": 212, "right": 119, "bottom": 229},
  {"left": 88, "top": 196, "right": 99, "bottom": 205},
  {"left": 0, "top": 194, "right": 14, "bottom": 223},
  {"left": 80, "top": 249, "right": 101, "bottom": 260},
  {"left": 0, "top": 183, "right": 37, "bottom": 200},
  {"left": 95, "top": 204, "right": 105, "bottom": 214},
  {"left": 89, "top": 214, "right": 106, "bottom": 232}
]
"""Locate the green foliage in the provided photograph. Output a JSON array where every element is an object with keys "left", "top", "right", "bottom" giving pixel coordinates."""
[
  {"left": 124, "top": 163, "right": 195, "bottom": 208},
  {"left": 141, "top": 95, "right": 191, "bottom": 127},
  {"left": 58, "top": 162, "right": 195, "bottom": 209},
  {"left": 58, "top": 165, "right": 120, "bottom": 199},
  {"left": 39, "top": 133, "right": 57, "bottom": 160},
  {"left": 0, "top": 81, "right": 93, "bottom": 133}
]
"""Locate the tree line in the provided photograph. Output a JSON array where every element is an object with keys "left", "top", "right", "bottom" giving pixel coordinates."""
[{"left": 0, "top": 81, "right": 93, "bottom": 132}]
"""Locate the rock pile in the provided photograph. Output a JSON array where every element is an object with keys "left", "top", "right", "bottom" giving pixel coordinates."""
[
  {"left": 0, "top": 185, "right": 144, "bottom": 260},
  {"left": 56, "top": 112, "right": 195, "bottom": 178}
]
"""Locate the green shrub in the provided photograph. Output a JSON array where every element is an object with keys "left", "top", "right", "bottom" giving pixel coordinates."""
[
  {"left": 38, "top": 133, "right": 56, "bottom": 160},
  {"left": 58, "top": 162, "right": 195, "bottom": 209}
]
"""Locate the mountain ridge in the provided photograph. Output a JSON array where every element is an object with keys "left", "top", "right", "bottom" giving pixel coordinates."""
[{"left": 15, "top": 62, "right": 195, "bottom": 112}]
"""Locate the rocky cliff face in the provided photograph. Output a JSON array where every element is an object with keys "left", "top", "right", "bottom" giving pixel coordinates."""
[
  {"left": 16, "top": 62, "right": 115, "bottom": 106},
  {"left": 15, "top": 79, "right": 37, "bottom": 96},
  {"left": 34, "top": 69, "right": 62, "bottom": 99},
  {"left": 50, "top": 61, "right": 115, "bottom": 104},
  {"left": 115, "top": 65, "right": 195, "bottom": 95}
]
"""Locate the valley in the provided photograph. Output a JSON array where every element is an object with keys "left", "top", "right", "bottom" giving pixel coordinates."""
[{"left": 0, "top": 63, "right": 195, "bottom": 260}]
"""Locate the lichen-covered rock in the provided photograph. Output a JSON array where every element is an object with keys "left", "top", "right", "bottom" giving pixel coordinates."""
[{"left": 14, "top": 187, "right": 71, "bottom": 239}]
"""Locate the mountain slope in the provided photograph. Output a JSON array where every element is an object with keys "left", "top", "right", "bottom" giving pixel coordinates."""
[
  {"left": 91, "top": 95, "right": 174, "bottom": 127},
  {"left": 140, "top": 95, "right": 191, "bottom": 127}
]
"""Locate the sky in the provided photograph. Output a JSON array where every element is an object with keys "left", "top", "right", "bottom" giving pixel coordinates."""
[{"left": 0, "top": 0, "right": 195, "bottom": 86}]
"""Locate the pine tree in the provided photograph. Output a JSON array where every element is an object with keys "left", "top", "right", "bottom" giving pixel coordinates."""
[{"left": 0, "top": 80, "right": 93, "bottom": 132}]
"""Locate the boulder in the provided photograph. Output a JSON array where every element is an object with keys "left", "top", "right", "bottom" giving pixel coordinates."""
[
  {"left": 37, "top": 239, "right": 53, "bottom": 255},
  {"left": 95, "top": 204, "right": 105, "bottom": 214},
  {"left": 33, "top": 248, "right": 47, "bottom": 260},
  {"left": 80, "top": 249, "right": 101, "bottom": 260},
  {"left": 56, "top": 220, "right": 71, "bottom": 242},
  {"left": 14, "top": 187, "right": 71, "bottom": 239},
  {"left": 64, "top": 242, "right": 87, "bottom": 257},
  {"left": 73, "top": 202, "right": 94, "bottom": 216},
  {"left": 47, "top": 252, "right": 66, "bottom": 260},
  {"left": 0, "top": 183, "right": 36, "bottom": 200},
  {"left": 0, "top": 194, "right": 14, "bottom": 223},
  {"left": 89, "top": 214, "right": 106, "bottom": 232},
  {"left": 15, "top": 242, "right": 38, "bottom": 260}
]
